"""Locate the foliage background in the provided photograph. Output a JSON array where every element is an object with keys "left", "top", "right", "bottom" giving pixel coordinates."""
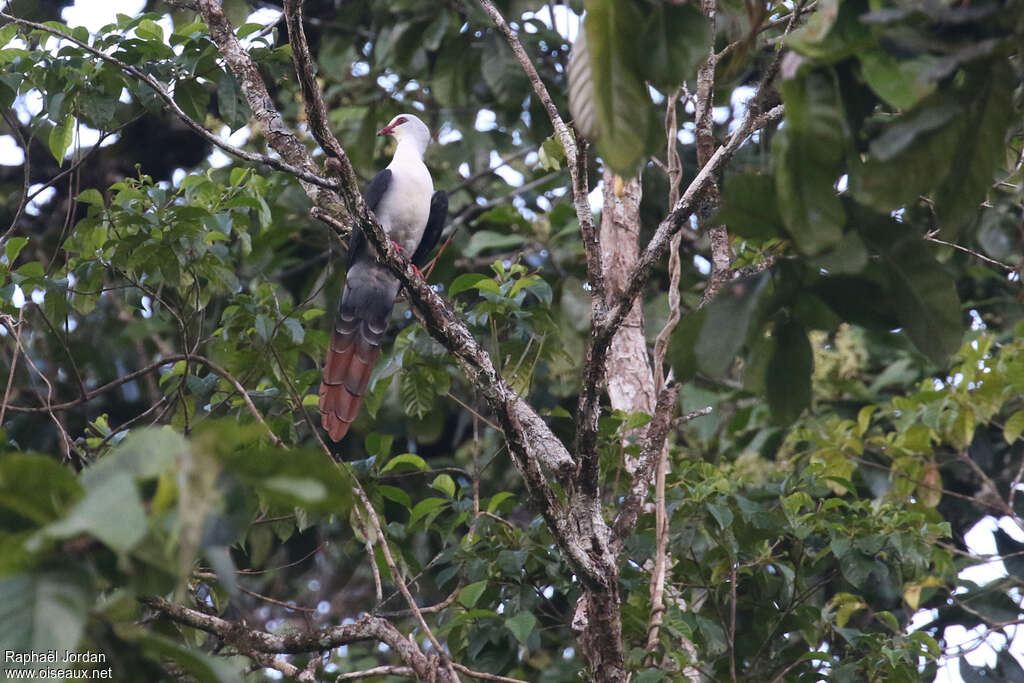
[{"left": 0, "top": 0, "right": 1022, "bottom": 681}]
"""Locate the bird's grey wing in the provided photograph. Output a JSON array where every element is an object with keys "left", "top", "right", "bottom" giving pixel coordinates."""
[
  {"left": 347, "top": 168, "right": 392, "bottom": 267},
  {"left": 412, "top": 190, "right": 448, "bottom": 267}
]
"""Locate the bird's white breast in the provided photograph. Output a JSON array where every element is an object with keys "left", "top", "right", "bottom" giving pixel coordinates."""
[{"left": 379, "top": 157, "right": 433, "bottom": 252}]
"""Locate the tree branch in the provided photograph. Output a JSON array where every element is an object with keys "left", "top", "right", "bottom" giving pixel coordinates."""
[
  {"left": 611, "top": 383, "right": 682, "bottom": 547},
  {"left": 594, "top": 102, "right": 785, "bottom": 367},
  {"left": 282, "top": 0, "right": 357, "bottom": 184},
  {"left": 474, "top": 0, "right": 603, "bottom": 329},
  {"left": 142, "top": 597, "right": 449, "bottom": 680},
  {"left": 0, "top": 11, "right": 336, "bottom": 194}
]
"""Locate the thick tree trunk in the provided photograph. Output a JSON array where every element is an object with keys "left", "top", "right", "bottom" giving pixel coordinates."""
[
  {"left": 570, "top": 168, "right": 655, "bottom": 682},
  {"left": 600, "top": 168, "right": 655, "bottom": 422}
]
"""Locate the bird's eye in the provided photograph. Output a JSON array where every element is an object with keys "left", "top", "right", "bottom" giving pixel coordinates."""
[{"left": 394, "top": 116, "right": 407, "bottom": 126}]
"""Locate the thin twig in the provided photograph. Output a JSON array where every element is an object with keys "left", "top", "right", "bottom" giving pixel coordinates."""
[
  {"left": 925, "top": 230, "right": 1016, "bottom": 272},
  {"left": 0, "top": 308, "right": 25, "bottom": 426}
]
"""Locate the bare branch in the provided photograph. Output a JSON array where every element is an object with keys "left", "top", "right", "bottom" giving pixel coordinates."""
[
  {"left": 925, "top": 230, "right": 1016, "bottom": 272},
  {"left": 336, "top": 665, "right": 415, "bottom": 680},
  {"left": 611, "top": 384, "right": 682, "bottom": 546},
  {"left": 596, "top": 102, "right": 785, "bottom": 352},
  {"left": 282, "top": 0, "right": 355, "bottom": 175},
  {"left": 142, "top": 597, "right": 450, "bottom": 680}
]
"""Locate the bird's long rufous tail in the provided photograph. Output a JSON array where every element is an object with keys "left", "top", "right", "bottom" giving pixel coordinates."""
[{"left": 319, "top": 270, "right": 394, "bottom": 441}]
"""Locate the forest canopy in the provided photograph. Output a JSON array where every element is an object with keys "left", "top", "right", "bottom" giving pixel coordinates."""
[{"left": 0, "top": 0, "right": 1022, "bottom": 681}]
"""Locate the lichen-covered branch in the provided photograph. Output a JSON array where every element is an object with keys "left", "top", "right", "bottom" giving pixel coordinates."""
[{"left": 141, "top": 597, "right": 453, "bottom": 681}]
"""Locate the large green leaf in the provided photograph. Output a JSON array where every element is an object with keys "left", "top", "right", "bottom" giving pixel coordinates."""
[
  {"left": 765, "top": 317, "right": 813, "bottom": 424},
  {"left": 787, "top": 0, "right": 874, "bottom": 62},
  {"left": 857, "top": 212, "right": 963, "bottom": 364},
  {"left": 812, "top": 274, "right": 900, "bottom": 331},
  {"left": 81, "top": 427, "right": 187, "bottom": 489},
  {"left": 36, "top": 471, "right": 147, "bottom": 553},
  {"left": 48, "top": 116, "right": 74, "bottom": 164},
  {"left": 773, "top": 71, "right": 846, "bottom": 255},
  {"left": 933, "top": 65, "right": 1016, "bottom": 234},
  {"left": 0, "top": 453, "right": 82, "bottom": 526},
  {"left": 714, "top": 173, "right": 785, "bottom": 240},
  {"left": 217, "top": 435, "right": 352, "bottom": 515},
  {"left": 581, "top": 0, "right": 650, "bottom": 173},
  {"left": 849, "top": 110, "right": 961, "bottom": 212},
  {"left": 640, "top": 3, "right": 709, "bottom": 90},
  {"left": 881, "top": 240, "right": 963, "bottom": 365},
  {"left": 695, "top": 274, "right": 769, "bottom": 377},
  {"left": 0, "top": 571, "right": 91, "bottom": 662},
  {"left": 859, "top": 51, "right": 939, "bottom": 110}
]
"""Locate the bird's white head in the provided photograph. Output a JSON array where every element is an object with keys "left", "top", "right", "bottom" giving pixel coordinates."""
[{"left": 377, "top": 113, "right": 431, "bottom": 157}]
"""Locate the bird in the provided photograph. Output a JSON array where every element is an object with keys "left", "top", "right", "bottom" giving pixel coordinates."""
[{"left": 319, "top": 113, "right": 448, "bottom": 441}]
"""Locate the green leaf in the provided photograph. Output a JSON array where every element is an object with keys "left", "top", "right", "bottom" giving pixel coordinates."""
[
  {"left": 487, "top": 491, "right": 515, "bottom": 513},
  {"left": 380, "top": 453, "right": 429, "bottom": 473},
  {"left": 807, "top": 231, "right": 868, "bottom": 274},
  {"left": 48, "top": 116, "right": 74, "bottom": 164},
  {"left": 773, "top": 71, "right": 845, "bottom": 254},
  {"left": 696, "top": 274, "right": 768, "bottom": 377},
  {"left": 505, "top": 611, "right": 536, "bottom": 645},
  {"left": 880, "top": 239, "right": 962, "bottom": 365},
  {"left": 81, "top": 427, "right": 186, "bottom": 488},
  {"left": 850, "top": 108, "right": 961, "bottom": 213},
  {"left": 253, "top": 313, "right": 272, "bottom": 342},
  {"left": 76, "top": 189, "right": 104, "bottom": 207},
  {"left": 0, "top": 453, "right": 82, "bottom": 526},
  {"left": 400, "top": 365, "right": 439, "bottom": 418},
  {"left": 639, "top": 3, "right": 709, "bottom": 90},
  {"left": 0, "top": 571, "right": 91, "bottom": 662},
  {"left": 4, "top": 236, "right": 28, "bottom": 263},
  {"left": 432, "top": 473, "right": 456, "bottom": 498},
  {"left": 666, "top": 307, "right": 706, "bottom": 382},
  {"left": 216, "top": 73, "right": 249, "bottom": 131},
  {"left": 859, "top": 52, "right": 939, "bottom": 110},
  {"left": 933, "top": 66, "right": 1016, "bottom": 234},
  {"left": 35, "top": 471, "right": 147, "bottom": 553},
  {"left": 377, "top": 485, "right": 411, "bottom": 508},
  {"left": 766, "top": 317, "right": 813, "bottom": 424},
  {"left": 262, "top": 476, "right": 326, "bottom": 503},
  {"left": 567, "top": 25, "right": 598, "bottom": 140},
  {"left": 714, "top": 173, "right": 785, "bottom": 240},
  {"left": 450, "top": 273, "right": 489, "bottom": 297},
  {"left": 459, "top": 580, "right": 488, "bottom": 608},
  {"left": 409, "top": 497, "right": 448, "bottom": 527},
  {"left": 1004, "top": 410, "right": 1024, "bottom": 445},
  {"left": 174, "top": 79, "right": 210, "bottom": 123},
  {"left": 136, "top": 18, "right": 163, "bottom": 42},
  {"left": 481, "top": 32, "right": 528, "bottom": 105},
  {"left": 465, "top": 230, "right": 526, "bottom": 258},
  {"left": 538, "top": 135, "right": 566, "bottom": 171},
  {"left": 582, "top": 0, "right": 650, "bottom": 174},
  {"left": 787, "top": 0, "right": 872, "bottom": 62},
  {"left": 812, "top": 274, "right": 900, "bottom": 331},
  {"left": 283, "top": 317, "right": 304, "bottom": 344},
  {"left": 80, "top": 92, "right": 117, "bottom": 129},
  {"left": 138, "top": 633, "right": 244, "bottom": 683},
  {"left": 868, "top": 104, "right": 960, "bottom": 164},
  {"left": 0, "top": 23, "right": 19, "bottom": 48}
]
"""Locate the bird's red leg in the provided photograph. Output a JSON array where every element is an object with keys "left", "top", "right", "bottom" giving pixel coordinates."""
[{"left": 390, "top": 241, "right": 424, "bottom": 277}]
